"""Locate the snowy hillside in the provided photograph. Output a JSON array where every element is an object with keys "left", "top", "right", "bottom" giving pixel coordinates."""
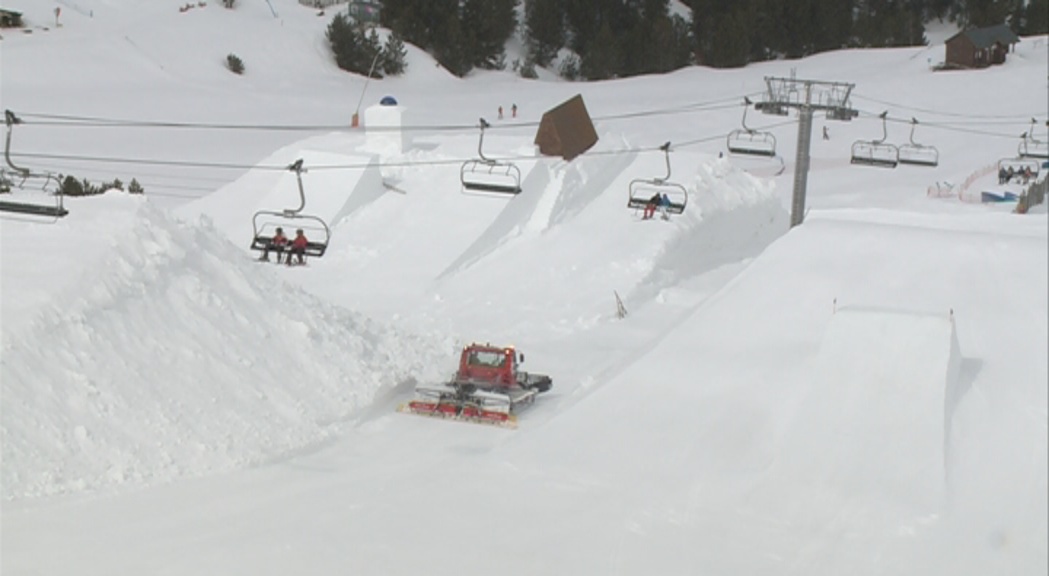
[{"left": 1, "top": 1, "right": 1046, "bottom": 575}]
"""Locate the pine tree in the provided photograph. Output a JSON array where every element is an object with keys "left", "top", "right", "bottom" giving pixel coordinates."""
[
  {"left": 380, "top": 0, "right": 432, "bottom": 48},
  {"left": 668, "top": 14, "right": 693, "bottom": 69},
  {"left": 226, "top": 53, "right": 245, "bottom": 74},
  {"left": 853, "top": 0, "right": 880, "bottom": 47},
  {"left": 707, "top": 11, "right": 750, "bottom": 67},
  {"left": 381, "top": 32, "right": 408, "bottom": 76},
  {"left": 1022, "top": 0, "right": 1048, "bottom": 34},
  {"left": 563, "top": 0, "right": 602, "bottom": 55},
  {"left": 808, "top": 0, "right": 853, "bottom": 54},
  {"left": 559, "top": 53, "right": 581, "bottom": 80},
  {"left": 364, "top": 27, "right": 383, "bottom": 73},
  {"left": 524, "top": 0, "right": 564, "bottom": 67},
  {"left": 327, "top": 13, "right": 383, "bottom": 77},
  {"left": 580, "top": 21, "right": 619, "bottom": 79},
  {"left": 963, "top": 0, "right": 1014, "bottom": 27},
  {"left": 59, "top": 175, "right": 84, "bottom": 196},
  {"left": 689, "top": 0, "right": 733, "bottom": 65},
  {"left": 461, "top": 0, "right": 517, "bottom": 70},
  {"left": 434, "top": 12, "right": 471, "bottom": 76}
]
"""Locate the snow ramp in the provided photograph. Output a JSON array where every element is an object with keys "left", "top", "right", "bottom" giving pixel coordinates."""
[
  {"left": 180, "top": 139, "right": 382, "bottom": 245},
  {"left": 423, "top": 149, "right": 787, "bottom": 341},
  {"left": 776, "top": 306, "right": 962, "bottom": 510},
  {"left": 438, "top": 137, "right": 635, "bottom": 277}
]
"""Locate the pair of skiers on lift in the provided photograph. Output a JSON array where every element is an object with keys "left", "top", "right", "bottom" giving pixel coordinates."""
[
  {"left": 642, "top": 192, "right": 671, "bottom": 220},
  {"left": 259, "top": 227, "right": 309, "bottom": 265}
]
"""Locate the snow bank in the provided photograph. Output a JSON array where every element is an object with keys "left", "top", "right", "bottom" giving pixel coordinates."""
[
  {"left": 1, "top": 202, "right": 449, "bottom": 501},
  {"left": 628, "top": 155, "right": 788, "bottom": 304}
]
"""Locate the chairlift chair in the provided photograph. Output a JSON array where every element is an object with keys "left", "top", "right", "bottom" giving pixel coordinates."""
[
  {"left": 249, "top": 159, "right": 331, "bottom": 259},
  {"left": 460, "top": 118, "right": 522, "bottom": 196},
  {"left": 897, "top": 118, "right": 939, "bottom": 167},
  {"left": 851, "top": 111, "right": 899, "bottom": 168},
  {"left": 1018, "top": 119, "right": 1049, "bottom": 159},
  {"left": 996, "top": 157, "right": 1041, "bottom": 185},
  {"left": 627, "top": 142, "right": 688, "bottom": 215},
  {"left": 726, "top": 97, "right": 777, "bottom": 157},
  {"left": 1, "top": 109, "right": 68, "bottom": 219}
]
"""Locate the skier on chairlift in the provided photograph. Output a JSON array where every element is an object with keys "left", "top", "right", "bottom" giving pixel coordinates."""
[
  {"left": 286, "top": 229, "right": 309, "bottom": 266},
  {"left": 643, "top": 192, "right": 671, "bottom": 220},
  {"left": 642, "top": 193, "right": 659, "bottom": 219},
  {"left": 657, "top": 193, "right": 671, "bottom": 220},
  {"left": 258, "top": 227, "right": 287, "bottom": 263}
]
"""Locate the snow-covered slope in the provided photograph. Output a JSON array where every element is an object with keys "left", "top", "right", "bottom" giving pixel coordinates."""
[
  {"left": 2, "top": 196, "right": 451, "bottom": 499},
  {"left": 1, "top": 2, "right": 1046, "bottom": 575}
]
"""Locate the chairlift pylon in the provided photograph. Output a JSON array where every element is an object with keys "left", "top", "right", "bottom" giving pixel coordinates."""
[
  {"left": 627, "top": 142, "right": 688, "bottom": 215},
  {"left": 897, "top": 118, "right": 939, "bottom": 167},
  {"left": 249, "top": 159, "right": 331, "bottom": 259},
  {"left": 1018, "top": 118, "right": 1049, "bottom": 159},
  {"left": 460, "top": 118, "right": 522, "bottom": 196},
  {"left": 726, "top": 97, "right": 777, "bottom": 157},
  {"left": 1, "top": 109, "right": 68, "bottom": 219},
  {"left": 851, "top": 111, "right": 899, "bottom": 168}
]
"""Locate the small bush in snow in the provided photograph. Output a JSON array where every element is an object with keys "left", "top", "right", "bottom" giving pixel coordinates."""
[
  {"left": 57, "top": 174, "right": 143, "bottom": 196},
  {"left": 226, "top": 53, "right": 244, "bottom": 74},
  {"left": 558, "top": 54, "right": 580, "bottom": 81},
  {"left": 518, "top": 58, "right": 538, "bottom": 79},
  {"left": 57, "top": 175, "right": 89, "bottom": 196}
]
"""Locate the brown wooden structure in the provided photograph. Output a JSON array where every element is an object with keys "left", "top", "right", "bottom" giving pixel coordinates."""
[
  {"left": 534, "top": 94, "right": 598, "bottom": 161},
  {"left": 944, "top": 24, "right": 1020, "bottom": 69}
]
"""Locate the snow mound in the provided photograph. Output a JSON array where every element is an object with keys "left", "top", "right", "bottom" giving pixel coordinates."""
[{"left": 1, "top": 202, "right": 449, "bottom": 501}]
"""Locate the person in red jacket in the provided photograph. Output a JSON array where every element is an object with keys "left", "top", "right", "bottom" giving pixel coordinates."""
[
  {"left": 286, "top": 228, "right": 309, "bottom": 266},
  {"left": 258, "top": 227, "right": 287, "bottom": 263}
]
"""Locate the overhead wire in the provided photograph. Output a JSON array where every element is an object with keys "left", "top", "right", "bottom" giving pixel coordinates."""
[
  {"left": 851, "top": 107, "right": 1044, "bottom": 140},
  {"left": 11, "top": 94, "right": 750, "bottom": 133},
  {"left": 5, "top": 88, "right": 1043, "bottom": 187},
  {"left": 851, "top": 93, "right": 1045, "bottom": 121},
  {"left": 1, "top": 93, "right": 758, "bottom": 176},
  {"left": 9, "top": 140, "right": 679, "bottom": 173}
]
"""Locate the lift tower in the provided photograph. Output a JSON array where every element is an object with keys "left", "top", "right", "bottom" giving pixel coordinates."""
[{"left": 754, "top": 76, "right": 858, "bottom": 227}]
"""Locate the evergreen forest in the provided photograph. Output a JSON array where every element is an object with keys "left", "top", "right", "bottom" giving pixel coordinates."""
[{"left": 326, "top": 0, "right": 1049, "bottom": 79}]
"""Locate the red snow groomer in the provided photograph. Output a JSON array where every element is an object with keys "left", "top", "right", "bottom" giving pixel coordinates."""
[{"left": 398, "top": 343, "right": 553, "bottom": 428}]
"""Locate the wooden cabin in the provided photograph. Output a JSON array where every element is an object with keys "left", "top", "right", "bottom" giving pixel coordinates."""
[
  {"left": 0, "top": 8, "right": 24, "bottom": 28},
  {"left": 944, "top": 24, "right": 1020, "bottom": 69},
  {"left": 298, "top": 0, "right": 380, "bottom": 23}
]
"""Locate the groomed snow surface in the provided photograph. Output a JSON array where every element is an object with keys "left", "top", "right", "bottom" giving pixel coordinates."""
[{"left": 1, "top": 2, "right": 1046, "bottom": 574}]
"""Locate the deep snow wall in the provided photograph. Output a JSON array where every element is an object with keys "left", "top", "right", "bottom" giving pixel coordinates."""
[{"left": 1, "top": 203, "right": 450, "bottom": 501}]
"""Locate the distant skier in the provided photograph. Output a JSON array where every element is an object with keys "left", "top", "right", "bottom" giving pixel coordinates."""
[
  {"left": 511, "top": 103, "right": 518, "bottom": 118},
  {"left": 822, "top": 126, "right": 830, "bottom": 140},
  {"left": 498, "top": 105, "right": 504, "bottom": 120}
]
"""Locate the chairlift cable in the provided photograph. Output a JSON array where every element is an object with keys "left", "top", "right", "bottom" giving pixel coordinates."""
[
  {"left": 850, "top": 108, "right": 1040, "bottom": 139},
  {"left": 9, "top": 96, "right": 755, "bottom": 133},
  {"left": 851, "top": 94, "right": 1044, "bottom": 121},
  {"left": 10, "top": 140, "right": 682, "bottom": 172}
]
